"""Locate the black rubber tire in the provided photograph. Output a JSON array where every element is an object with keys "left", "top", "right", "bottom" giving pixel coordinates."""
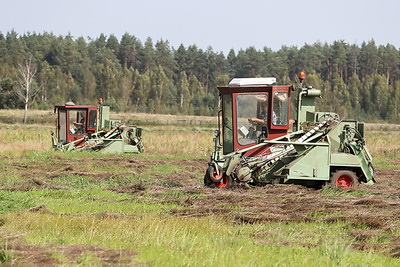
[
  {"left": 204, "top": 174, "right": 214, "bottom": 186},
  {"left": 330, "top": 170, "right": 359, "bottom": 189},
  {"left": 205, "top": 166, "right": 223, "bottom": 183}
]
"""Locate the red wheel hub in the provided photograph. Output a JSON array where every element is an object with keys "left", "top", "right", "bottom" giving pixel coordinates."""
[
  {"left": 212, "top": 169, "right": 223, "bottom": 180},
  {"left": 336, "top": 175, "right": 353, "bottom": 188},
  {"left": 214, "top": 176, "right": 228, "bottom": 188}
]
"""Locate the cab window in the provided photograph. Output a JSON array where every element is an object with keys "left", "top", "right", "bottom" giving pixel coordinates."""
[
  {"left": 272, "top": 92, "right": 288, "bottom": 126},
  {"left": 222, "top": 94, "right": 233, "bottom": 154},
  {"left": 88, "top": 110, "right": 97, "bottom": 129},
  {"left": 58, "top": 109, "right": 67, "bottom": 143}
]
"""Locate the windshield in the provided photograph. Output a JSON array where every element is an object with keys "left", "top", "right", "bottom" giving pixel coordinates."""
[
  {"left": 68, "top": 110, "right": 86, "bottom": 135},
  {"left": 237, "top": 93, "right": 268, "bottom": 145}
]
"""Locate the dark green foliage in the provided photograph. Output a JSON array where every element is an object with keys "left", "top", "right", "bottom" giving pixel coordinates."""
[
  {"left": 0, "top": 78, "right": 21, "bottom": 109},
  {"left": 0, "top": 32, "right": 400, "bottom": 121}
]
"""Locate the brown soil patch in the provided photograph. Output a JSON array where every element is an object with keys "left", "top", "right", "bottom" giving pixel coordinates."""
[
  {"left": 53, "top": 244, "right": 137, "bottom": 265},
  {"left": 5, "top": 242, "right": 137, "bottom": 266},
  {"left": 6, "top": 243, "right": 60, "bottom": 266}
]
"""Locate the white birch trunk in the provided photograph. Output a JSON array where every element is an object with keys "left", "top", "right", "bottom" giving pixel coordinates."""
[{"left": 15, "top": 58, "right": 37, "bottom": 123}]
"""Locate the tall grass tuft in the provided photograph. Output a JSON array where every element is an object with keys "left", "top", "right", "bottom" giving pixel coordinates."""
[
  {"left": 0, "top": 244, "right": 13, "bottom": 264},
  {"left": 320, "top": 240, "right": 351, "bottom": 266}
]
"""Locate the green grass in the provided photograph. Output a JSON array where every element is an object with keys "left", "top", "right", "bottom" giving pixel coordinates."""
[
  {"left": 0, "top": 249, "right": 13, "bottom": 264},
  {"left": 156, "top": 189, "right": 206, "bottom": 199},
  {"left": 373, "top": 157, "right": 397, "bottom": 169},
  {"left": 0, "top": 191, "right": 36, "bottom": 215},
  {"left": 1, "top": 209, "right": 398, "bottom": 266},
  {"left": 76, "top": 251, "right": 101, "bottom": 265},
  {"left": 5, "top": 189, "right": 183, "bottom": 215},
  {"left": 0, "top": 241, "right": 14, "bottom": 264}
]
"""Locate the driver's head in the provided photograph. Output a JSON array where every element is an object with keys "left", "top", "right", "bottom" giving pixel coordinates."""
[{"left": 261, "top": 101, "right": 268, "bottom": 111}]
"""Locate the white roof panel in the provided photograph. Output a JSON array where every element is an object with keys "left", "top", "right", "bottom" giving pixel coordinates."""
[{"left": 229, "top": 77, "right": 276, "bottom": 86}]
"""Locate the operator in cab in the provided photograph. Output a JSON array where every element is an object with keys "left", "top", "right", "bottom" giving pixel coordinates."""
[{"left": 248, "top": 100, "right": 268, "bottom": 125}]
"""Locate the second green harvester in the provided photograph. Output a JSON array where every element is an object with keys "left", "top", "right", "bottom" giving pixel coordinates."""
[{"left": 51, "top": 99, "right": 144, "bottom": 154}]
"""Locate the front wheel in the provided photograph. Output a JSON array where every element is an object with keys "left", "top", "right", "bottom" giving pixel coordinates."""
[
  {"left": 205, "top": 166, "right": 223, "bottom": 183},
  {"left": 213, "top": 175, "right": 233, "bottom": 188},
  {"left": 330, "top": 170, "right": 359, "bottom": 189},
  {"left": 204, "top": 166, "right": 233, "bottom": 188}
]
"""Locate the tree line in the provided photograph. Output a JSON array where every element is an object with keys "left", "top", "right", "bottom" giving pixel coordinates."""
[{"left": 0, "top": 31, "right": 399, "bottom": 122}]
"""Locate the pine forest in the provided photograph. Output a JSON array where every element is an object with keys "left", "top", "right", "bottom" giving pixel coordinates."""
[{"left": 1, "top": 31, "right": 400, "bottom": 122}]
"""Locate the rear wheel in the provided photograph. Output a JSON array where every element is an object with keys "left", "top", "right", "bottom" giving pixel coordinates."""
[{"left": 330, "top": 170, "right": 359, "bottom": 189}]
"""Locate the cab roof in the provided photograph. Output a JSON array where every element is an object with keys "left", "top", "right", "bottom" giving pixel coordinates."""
[{"left": 228, "top": 77, "right": 276, "bottom": 87}]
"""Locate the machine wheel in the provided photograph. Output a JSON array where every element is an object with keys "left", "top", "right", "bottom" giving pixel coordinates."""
[
  {"left": 204, "top": 174, "right": 233, "bottom": 188},
  {"left": 213, "top": 175, "right": 233, "bottom": 188},
  {"left": 330, "top": 170, "right": 359, "bottom": 189},
  {"left": 204, "top": 166, "right": 233, "bottom": 188},
  {"left": 204, "top": 174, "right": 214, "bottom": 186},
  {"left": 205, "top": 166, "right": 223, "bottom": 183}
]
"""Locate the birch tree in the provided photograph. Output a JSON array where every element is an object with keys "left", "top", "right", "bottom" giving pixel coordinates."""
[{"left": 15, "top": 57, "right": 38, "bottom": 123}]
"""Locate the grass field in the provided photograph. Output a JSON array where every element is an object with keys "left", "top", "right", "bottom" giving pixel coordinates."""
[{"left": 0, "top": 113, "right": 400, "bottom": 266}]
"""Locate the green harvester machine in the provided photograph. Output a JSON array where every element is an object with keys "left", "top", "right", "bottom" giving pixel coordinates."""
[
  {"left": 204, "top": 72, "right": 374, "bottom": 189},
  {"left": 51, "top": 100, "right": 144, "bottom": 153}
]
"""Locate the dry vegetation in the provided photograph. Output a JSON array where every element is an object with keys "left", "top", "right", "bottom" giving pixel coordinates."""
[
  {"left": 0, "top": 123, "right": 214, "bottom": 157},
  {"left": 0, "top": 123, "right": 52, "bottom": 152},
  {"left": 0, "top": 109, "right": 217, "bottom": 126}
]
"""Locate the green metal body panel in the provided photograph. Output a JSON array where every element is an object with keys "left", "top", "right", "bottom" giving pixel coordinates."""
[
  {"left": 285, "top": 145, "right": 330, "bottom": 180},
  {"left": 98, "top": 106, "right": 110, "bottom": 130},
  {"left": 326, "top": 120, "right": 352, "bottom": 153},
  {"left": 96, "top": 139, "right": 142, "bottom": 154},
  {"left": 296, "top": 88, "right": 320, "bottom": 130},
  {"left": 330, "top": 153, "right": 361, "bottom": 166},
  {"left": 98, "top": 106, "right": 123, "bottom": 130}
]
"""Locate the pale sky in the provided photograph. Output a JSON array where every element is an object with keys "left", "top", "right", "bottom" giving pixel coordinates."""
[{"left": 1, "top": 0, "right": 399, "bottom": 54}]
